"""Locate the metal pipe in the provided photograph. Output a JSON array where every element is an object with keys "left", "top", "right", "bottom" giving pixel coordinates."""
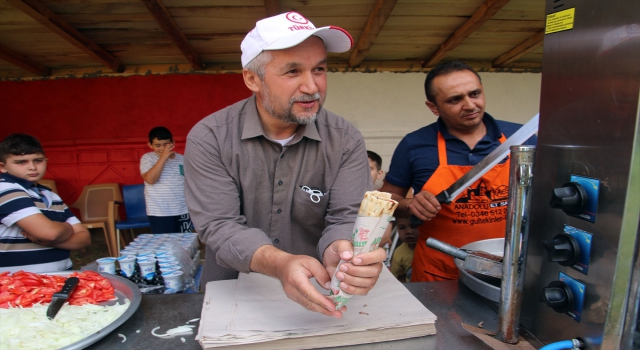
[
  {"left": 426, "top": 237, "right": 469, "bottom": 260},
  {"left": 496, "top": 145, "right": 536, "bottom": 343}
]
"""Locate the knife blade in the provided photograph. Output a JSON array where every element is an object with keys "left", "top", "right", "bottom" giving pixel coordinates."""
[
  {"left": 47, "top": 276, "right": 79, "bottom": 320},
  {"left": 434, "top": 113, "right": 539, "bottom": 204}
]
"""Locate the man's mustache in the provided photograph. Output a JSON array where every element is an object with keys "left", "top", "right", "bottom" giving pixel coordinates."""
[{"left": 291, "top": 93, "right": 321, "bottom": 103}]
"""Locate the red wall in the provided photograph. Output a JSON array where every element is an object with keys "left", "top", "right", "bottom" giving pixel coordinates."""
[{"left": 0, "top": 74, "right": 251, "bottom": 204}]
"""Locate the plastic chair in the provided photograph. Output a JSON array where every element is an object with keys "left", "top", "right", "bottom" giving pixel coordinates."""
[
  {"left": 108, "top": 184, "right": 150, "bottom": 256},
  {"left": 38, "top": 179, "right": 58, "bottom": 194},
  {"left": 69, "top": 183, "right": 122, "bottom": 257}
]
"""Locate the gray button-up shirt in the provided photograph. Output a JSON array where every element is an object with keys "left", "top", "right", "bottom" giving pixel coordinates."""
[{"left": 185, "top": 95, "right": 372, "bottom": 283}]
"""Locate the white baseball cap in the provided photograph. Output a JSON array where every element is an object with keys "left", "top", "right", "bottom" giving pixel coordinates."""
[{"left": 241, "top": 12, "right": 353, "bottom": 67}]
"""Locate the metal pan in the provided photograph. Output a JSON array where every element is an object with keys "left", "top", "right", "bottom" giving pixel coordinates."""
[
  {"left": 42, "top": 271, "right": 142, "bottom": 350},
  {"left": 454, "top": 238, "right": 504, "bottom": 303}
]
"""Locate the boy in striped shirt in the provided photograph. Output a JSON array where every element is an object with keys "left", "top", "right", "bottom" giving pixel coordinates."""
[
  {"left": 141, "top": 126, "right": 194, "bottom": 233},
  {"left": 0, "top": 134, "right": 90, "bottom": 273}
]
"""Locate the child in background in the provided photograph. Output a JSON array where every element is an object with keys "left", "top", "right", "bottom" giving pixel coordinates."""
[
  {"left": 0, "top": 134, "right": 90, "bottom": 272},
  {"left": 141, "top": 126, "right": 194, "bottom": 233},
  {"left": 367, "top": 150, "right": 384, "bottom": 188},
  {"left": 367, "top": 150, "right": 393, "bottom": 251},
  {"left": 390, "top": 216, "right": 419, "bottom": 282}
]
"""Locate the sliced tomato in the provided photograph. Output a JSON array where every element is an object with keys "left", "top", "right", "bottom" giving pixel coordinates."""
[
  {"left": 91, "top": 290, "right": 106, "bottom": 302},
  {"left": 13, "top": 293, "right": 35, "bottom": 307},
  {"left": 78, "top": 280, "right": 96, "bottom": 290},
  {"left": 2, "top": 271, "right": 117, "bottom": 308},
  {"left": 102, "top": 289, "right": 115, "bottom": 298},
  {"left": 12, "top": 271, "right": 43, "bottom": 284},
  {"left": 38, "top": 287, "right": 58, "bottom": 295},
  {"left": 51, "top": 275, "right": 67, "bottom": 284},
  {"left": 71, "top": 285, "right": 92, "bottom": 298},
  {"left": 2, "top": 280, "right": 24, "bottom": 292},
  {"left": 0, "top": 291, "right": 15, "bottom": 303},
  {"left": 78, "top": 271, "right": 103, "bottom": 281},
  {"left": 68, "top": 297, "right": 97, "bottom": 306},
  {"left": 95, "top": 278, "right": 112, "bottom": 290},
  {"left": 0, "top": 275, "right": 13, "bottom": 286},
  {"left": 10, "top": 286, "right": 28, "bottom": 295}
]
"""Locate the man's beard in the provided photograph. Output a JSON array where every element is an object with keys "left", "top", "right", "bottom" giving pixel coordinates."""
[{"left": 261, "top": 83, "right": 324, "bottom": 125}]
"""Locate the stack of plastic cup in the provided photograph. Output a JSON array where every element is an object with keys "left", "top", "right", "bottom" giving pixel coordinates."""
[
  {"left": 137, "top": 257, "right": 157, "bottom": 281},
  {"left": 117, "top": 255, "right": 137, "bottom": 278},
  {"left": 96, "top": 257, "right": 116, "bottom": 274},
  {"left": 162, "top": 270, "right": 184, "bottom": 292}
]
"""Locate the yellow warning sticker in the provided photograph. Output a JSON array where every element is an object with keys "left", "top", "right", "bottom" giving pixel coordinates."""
[{"left": 545, "top": 8, "right": 576, "bottom": 34}]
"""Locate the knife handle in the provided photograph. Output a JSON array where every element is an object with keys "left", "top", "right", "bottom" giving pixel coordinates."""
[
  {"left": 435, "top": 191, "right": 451, "bottom": 204},
  {"left": 53, "top": 277, "right": 80, "bottom": 298}
]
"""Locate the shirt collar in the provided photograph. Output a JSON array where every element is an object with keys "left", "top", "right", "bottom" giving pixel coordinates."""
[
  {"left": 437, "top": 112, "right": 501, "bottom": 141},
  {"left": 241, "top": 94, "right": 322, "bottom": 143},
  {"left": 0, "top": 172, "right": 38, "bottom": 190}
]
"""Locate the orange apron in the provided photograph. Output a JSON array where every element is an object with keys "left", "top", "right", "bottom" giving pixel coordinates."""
[{"left": 411, "top": 132, "right": 510, "bottom": 282}]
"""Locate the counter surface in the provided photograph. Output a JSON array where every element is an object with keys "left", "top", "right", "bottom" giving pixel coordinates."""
[{"left": 87, "top": 280, "right": 496, "bottom": 350}]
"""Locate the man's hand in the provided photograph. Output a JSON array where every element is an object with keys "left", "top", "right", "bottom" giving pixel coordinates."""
[
  {"left": 323, "top": 240, "right": 385, "bottom": 296},
  {"left": 408, "top": 190, "right": 441, "bottom": 221},
  {"left": 250, "top": 245, "right": 344, "bottom": 318},
  {"left": 379, "top": 181, "right": 441, "bottom": 220}
]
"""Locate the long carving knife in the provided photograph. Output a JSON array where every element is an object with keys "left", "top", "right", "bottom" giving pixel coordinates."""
[
  {"left": 46, "top": 276, "right": 79, "bottom": 320},
  {"left": 434, "top": 113, "right": 539, "bottom": 204}
]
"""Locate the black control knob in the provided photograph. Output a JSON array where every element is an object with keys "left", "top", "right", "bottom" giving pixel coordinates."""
[
  {"left": 540, "top": 280, "right": 574, "bottom": 313},
  {"left": 549, "top": 182, "right": 588, "bottom": 215},
  {"left": 543, "top": 233, "right": 581, "bottom": 266}
]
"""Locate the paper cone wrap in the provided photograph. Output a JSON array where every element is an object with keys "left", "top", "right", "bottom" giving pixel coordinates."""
[{"left": 329, "top": 214, "right": 393, "bottom": 309}]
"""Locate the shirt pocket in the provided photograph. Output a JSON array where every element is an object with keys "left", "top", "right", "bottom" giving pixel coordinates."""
[{"left": 291, "top": 186, "right": 329, "bottom": 230}]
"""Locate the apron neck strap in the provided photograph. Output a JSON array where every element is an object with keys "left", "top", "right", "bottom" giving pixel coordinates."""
[{"left": 437, "top": 132, "right": 448, "bottom": 166}]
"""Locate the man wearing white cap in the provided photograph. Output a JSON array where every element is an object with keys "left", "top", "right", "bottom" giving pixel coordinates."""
[{"left": 185, "top": 12, "right": 385, "bottom": 318}]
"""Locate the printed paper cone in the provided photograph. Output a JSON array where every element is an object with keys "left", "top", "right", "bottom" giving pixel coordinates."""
[{"left": 329, "top": 215, "right": 393, "bottom": 309}]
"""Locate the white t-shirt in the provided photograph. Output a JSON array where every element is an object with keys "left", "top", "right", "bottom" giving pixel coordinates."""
[{"left": 140, "top": 152, "right": 188, "bottom": 216}]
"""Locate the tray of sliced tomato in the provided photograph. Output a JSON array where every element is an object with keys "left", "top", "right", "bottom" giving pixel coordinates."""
[
  {"left": 0, "top": 270, "right": 141, "bottom": 350},
  {"left": 0, "top": 270, "right": 121, "bottom": 308}
]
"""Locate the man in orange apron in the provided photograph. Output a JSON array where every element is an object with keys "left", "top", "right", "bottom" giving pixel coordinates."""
[{"left": 380, "top": 61, "right": 536, "bottom": 281}]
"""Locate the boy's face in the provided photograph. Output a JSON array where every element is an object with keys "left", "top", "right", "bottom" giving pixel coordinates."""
[
  {"left": 148, "top": 138, "right": 173, "bottom": 156},
  {"left": 0, "top": 153, "right": 48, "bottom": 183},
  {"left": 396, "top": 217, "right": 419, "bottom": 249},
  {"left": 368, "top": 159, "right": 384, "bottom": 185}
]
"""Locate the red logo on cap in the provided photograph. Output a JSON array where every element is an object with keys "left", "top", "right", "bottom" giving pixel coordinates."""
[{"left": 286, "top": 12, "right": 308, "bottom": 24}]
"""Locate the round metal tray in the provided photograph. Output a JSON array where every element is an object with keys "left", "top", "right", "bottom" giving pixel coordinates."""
[
  {"left": 454, "top": 238, "right": 504, "bottom": 303},
  {"left": 45, "top": 271, "right": 142, "bottom": 350}
]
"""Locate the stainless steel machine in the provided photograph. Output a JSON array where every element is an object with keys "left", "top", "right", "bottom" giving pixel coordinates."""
[{"left": 520, "top": 0, "right": 640, "bottom": 349}]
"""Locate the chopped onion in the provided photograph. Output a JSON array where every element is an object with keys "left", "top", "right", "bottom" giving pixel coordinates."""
[
  {"left": 151, "top": 325, "right": 196, "bottom": 338},
  {"left": 0, "top": 300, "right": 129, "bottom": 350},
  {"left": 186, "top": 318, "right": 200, "bottom": 323},
  {"left": 118, "top": 333, "right": 127, "bottom": 343},
  {"left": 136, "top": 329, "right": 141, "bottom": 333},
  {"left": 181, "top": 337, "right": 186, "bottom": 343}
]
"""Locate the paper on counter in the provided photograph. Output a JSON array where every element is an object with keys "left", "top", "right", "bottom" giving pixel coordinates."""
[{"left": 197, "top": 268, "right": 437, "bottom": 349}]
